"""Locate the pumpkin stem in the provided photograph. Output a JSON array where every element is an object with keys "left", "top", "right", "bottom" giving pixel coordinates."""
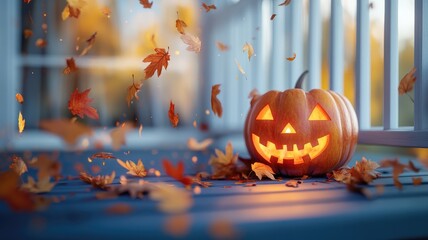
[{"left": 294, "top": 70, "right": 309, "bottom": 89}]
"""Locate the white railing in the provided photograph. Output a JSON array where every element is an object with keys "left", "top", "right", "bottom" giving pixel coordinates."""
[{"left": 202, "top": 0, "right": 428, "bottom": 147}]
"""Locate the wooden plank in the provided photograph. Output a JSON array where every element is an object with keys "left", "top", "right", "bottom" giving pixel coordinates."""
[
  {"left": 383, "top": 0, "right": 399, "bottom": 129},
  {"left": 355, "top": 0, "right": 371, "bottom": 130},
  {"left": 329, "top": 0, "right": 344, "bottom": 93},
  {"left": 414, "top": 0, "right": 428, "bottom": 130},
  {"left": 308, "top": 0, "right": 322, "bottom": 90}
]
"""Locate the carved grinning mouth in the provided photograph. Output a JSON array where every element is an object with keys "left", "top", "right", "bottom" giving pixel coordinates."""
[{"left": 252, "top": 134, "right": 330, "bottom": 165}]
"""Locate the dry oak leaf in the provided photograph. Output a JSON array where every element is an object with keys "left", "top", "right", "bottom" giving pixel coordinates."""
[
  {"left": 398, "top": 67, "right": 416, "bottom": 95},
  {"left": 286, "top": 53, "right": 297, "bottom": 61},
  {"left": 9, "top": 155, "right": 28, "bottom": 176},
  {"left": 216, "top": 41, "right": 229, "bottom": 52},
  {"left": 208, "top": 142, "right": 238, "bottom": 179},
  {"left": 176, "top": 15, "right": 187, "bottom": 35},
  {"left": 150, "top": 182, "right": 193, "bottom": 214},
  {"left": 279, "top": 0, "right": 292, "bottom": 6},
  {"left": 168, "top": 101, "right": 180, "bottom": 128},
  {"left": 139, "top": 0, "right": 153, "bottom": 8},
  {"left": 63, "top": 57, "right": 78, "bottom": 74},
  {"left": 110, "top": 123, "right": 133, "bottom": 150},
  {"left": 143, "top": 47, "right": 170, "bottom": 80},
  {"left": 202, "top": 3, "right": 217, "bottom": 12},
  {"left": 163, "top": 160, "right": 193, "bottom": 187},
  {"left": 0, "top": 171, "right": 35, "bottom": 212},
  {"left": 62, "top": 0, "right": 86, "bottom": 20},
  {"left": 211, "top": 84, "right": 223, "bottom": 118},
  {"left": 117, "top": 159, "right": 147, "bottom": 177},
  {"left": 79, "top": 171, "right": 115, "bottom": 189},
  {"left": 187, "top": 137, "right": 213, "bottom": 151},
  {"left": 68, "top": 88, "right": 99, "bottom": 120},
  {"left": 180, "top": 34, "right": 201, "bottom": 53},
  {"left": 18, "top": 111, "right": 25, "bottom": 134},
  {"left": 242, "top": 42, "right": 254, "bottom": 61},
  {"left": 21, "top": 176, "right": 55, "bottom": 193},
  {"left": 251, "top": 162, "right": 275, "bottom": 180},
  {"left": 30, "top": 154, "right": 62, "bottom": 181},
  {"left": 40, "top": 119, "right": 93, "bottom": 145},
  {"left": 126, "top": 74, "right": 143, "bottom": 107},
  {"left": 80, "top": 32, "right": 97, "bottom": 56},
  {"left": 16, "top": 93, "right": 24, "bottom": 104}
]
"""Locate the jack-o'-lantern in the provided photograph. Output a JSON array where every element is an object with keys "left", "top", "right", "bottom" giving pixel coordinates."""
[{"left": 244, "top": 71, "right": 358, "bottom": 176}]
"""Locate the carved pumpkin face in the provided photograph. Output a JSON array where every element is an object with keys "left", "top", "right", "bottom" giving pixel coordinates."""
[{"left": 244, "top": 88, "right": 358, "bottom": 176}]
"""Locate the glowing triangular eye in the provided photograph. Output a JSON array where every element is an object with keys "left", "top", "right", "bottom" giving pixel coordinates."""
[
  {"left": 256, "top": 105, "right": 274, "bottom": 120},
  {"left": 309, "top": 104, "right": 330, "bottom": 121}
]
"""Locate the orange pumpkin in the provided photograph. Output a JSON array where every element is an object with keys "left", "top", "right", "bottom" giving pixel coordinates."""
[{"left": 244, "top": 72, "right": 358, "bottom": 176}]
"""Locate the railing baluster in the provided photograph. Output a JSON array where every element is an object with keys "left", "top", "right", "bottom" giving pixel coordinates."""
[
  {"left": 270, "top": 2, "right": 286, "bottom": 90},
  {"left": 288, "top": 0, "right": 303, "bottom": 87},
  {"left": 414, "top": 0, "right": 428, "bottom": 130},
  {"left": 356, "top": 0, "right": 371, "bottom": 130},
  {"left": 383, "top": 0, "right": 398, "bottom": 130},
  {"left": 329, "top": 0, "right": 344, "bottom": 94},
  {"left": 308, "top": 0, "right": 322, "bottom": 90},
  {"left": 255, "top": 0, "right": 271, "bottom": 93}
]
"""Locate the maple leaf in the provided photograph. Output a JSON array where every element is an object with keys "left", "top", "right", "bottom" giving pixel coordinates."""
[
  {"left": 18, "top": 112, "right": 25, "bottom": 134},
  {"left": 187, "top": 137, "right": 213, "bottom": 151},
  {"left": 9, "top": 155, "right": 28, "bottom": 176},
  {"left": 251, "top": 162, "right": 275, "bottom": 180},
  {"left": 150, "top": 182, "right": 193, "bottom": 214},
  {"left": 286, "top": 53, "right": 297, "bottom": 61},
  {"left": 30, "top": 154, "right": 62, "bottom": 181},
  {"left": 279, "top": 0, "right": 292, "bottom": 6},
  {"left": 110, "top": 123, "right": 133, "bottom": 150},
  {"left": 176, "top": 14, "right": 187, "bottom": 34},
  {"left": 23, "top": 29, "right": 33, "bottom": 39},
  {"left": 168, "top": 101, "right": 179, "bottom": 127},
  {"left": 139, "top": 0, "right": 153, "bottom": 8},
  {"left": 235, "top": 59, "right": 247, "bottom": 79},
  {"left": 270, "top": 14, "right": 277, "bottom": 20},
  {"left": 35, "top": 38, "right": 47, "bottom": 48},
  {"left": 79, "top": 171, "right": 115, "bottom": 189},
  {"left": 398, "top": 67, "right": 416, "bottom": 102},
  {"left": 242, "top": 42, "right": 254, "bottom": 61},
  {"left": 126, "top": 74, "right": 143, "bottom": 107},
  {"left": 216, "top": 41, "right": 229, "bottom": 52},
  {"left": 208, "top": 142, "right": 239, "bottom": 179},
  {"left": 63, "top": 57, "right": 78, "bottom": 74},
  {"left": 162, "top": 160, "right": 193, "bottom": 187},
  {"left": 16, "top": 93, "right": 24, "bottom": 104},
  {"left": 180, "top": 34, "right": 201, "bottom": 53},
  {"left": 202, "top": 3, "right": 217, "bottom": 12},
  {"left": 21, "top": 176, "right": 55, "bottom": 193},
  {"left": 143, "top": 48, "right": 170, "bottom": 80},
  {"left": 80, "top": 32, "right": 97, "bottom": 56},
  {"left": 117, "top": 159, "right": 147, "bottom": 177},
  {"left": 39, "top": 119, "right": 93, "bottom": 145},
  {"left": 0, "top": 171, "right": 35, "bottom": 211},
  {"left": 211, "top": 84, "right": 223, "bottom": 118},
  {"left": 68, "top": 88, "right": 99, "bottom": 120}
]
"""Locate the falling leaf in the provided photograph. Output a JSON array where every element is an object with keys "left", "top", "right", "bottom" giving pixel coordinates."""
[
  {"left": 110, "top": 123, "right": 133, "bottom": 150},
  {"left": 242, "top": 42, "right": 254, "bottom": 61},
  {"left": 142, "top": 48, "right": 170, "bottom": 80},
  {"left": 285, "top": 179, "right": 300, "bottom": 188},
  {"left": 208, "top": 142, "right": 239, "bottom": 179},
  {"left": 412, "top": 177, "right": 422, "bottom": 186},
  {"left": 176, "top": 14, "right": 187, "bottom": 34},
  {"left": 211, "top": 84, "right": 223, "bottom": 118},
  {"left": 168, "top": 101, "right": 179, "bottom": 128},
  {"left": 202, "top": 3, "right": 217, "bottom": 12},
  {"left": 68, "top": 88, "right": 99, "bottom": 120},
  {"left": 90, "top": 152, "right": 116, "bottom": 159},
  {"left": 23, "top": 29, "right": 32, "bottom": 39},
  {"left": 150, "top": 182, "right": 193, "bottom": 214},
  {"left": 18, "top": 112, "right": 25, "bottom": 134},
  {"left": 61, "top": 0, "right": 86, "bottom": 20},
  {"left": 101, "top": 6, "right": 111, "bottom": 17},
  {"left": 0, "top": 171, "right": 35, "bottom": 211},
  {"left": 139, "top": 0, "right": 153, "bottom": 8},
  {"left": 216, "top": 41, "right": 229, "bottom": 52},
  {"left": 35, "top": 38, "right": 47, "bottom": 48},
  {"left": 398, "top": 67, "right": 416, "bottom": 95},
  {"left": 117, "top": 159, "right": 147, "bottom": 177},
  {"left": 270, "top": 14, "right": 277, "bottom": 20},
  {"left": 126, "top": 74, "right": 143, "bottom": 107},
  {"left": 16, "top": 93, "right": 24, "bottom": 104},
  {"left": 162, "top": 160, "right": 193, "bottom": 187},
  {"left": 40, "top": 119, "right": 93, "bottom": 145},
  {"left": 180, "top": 34, "right": 201, "bottom": 53},
  {"left": 21, "top": 176, "right": 55, "bottom": 193},
  {"left": 30, "top": 154, "right": 62, "bottom": 181},
  {"left": 80, "top": 32, "right": 97, "bottom": 56},
  {"left": 234, "top": 59, "right": 247, "bottom": 79},
  {"left": 63, "top": 57, "right": 78, "bottom": 74},
  {"left": 79, "top": 171, "right": 115, "bottom": 189},
  {"left": 286, "top": 53, "right": 296, "bottom": 61},
  {"left": 187, "top": 137, "right": 213, "bottom": 151},
  {"left": 251, "top": 162, "right": 275, "bottom": 180},
  {"left": 279, "top": 0, "right": 292, "bottom": 6},
  {"left": 9, "top": 155, "right": 28, "bottom": 176},
  {"left": 106, "top": 203, "right": 133, "bottom": 215}
]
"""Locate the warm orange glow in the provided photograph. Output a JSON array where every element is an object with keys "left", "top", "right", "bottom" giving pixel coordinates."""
[
  {"left": 256, "top": 105, "right": 273, "bottom": 120},
  {"left": 281, "top": 123, "right": 296, "bottom": 134},
  {"left": 308, "top": 104, "right": 330, "bottom": 121},
  {"left": 252, "top": 134, "right": 330, "bottom": 165}
]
